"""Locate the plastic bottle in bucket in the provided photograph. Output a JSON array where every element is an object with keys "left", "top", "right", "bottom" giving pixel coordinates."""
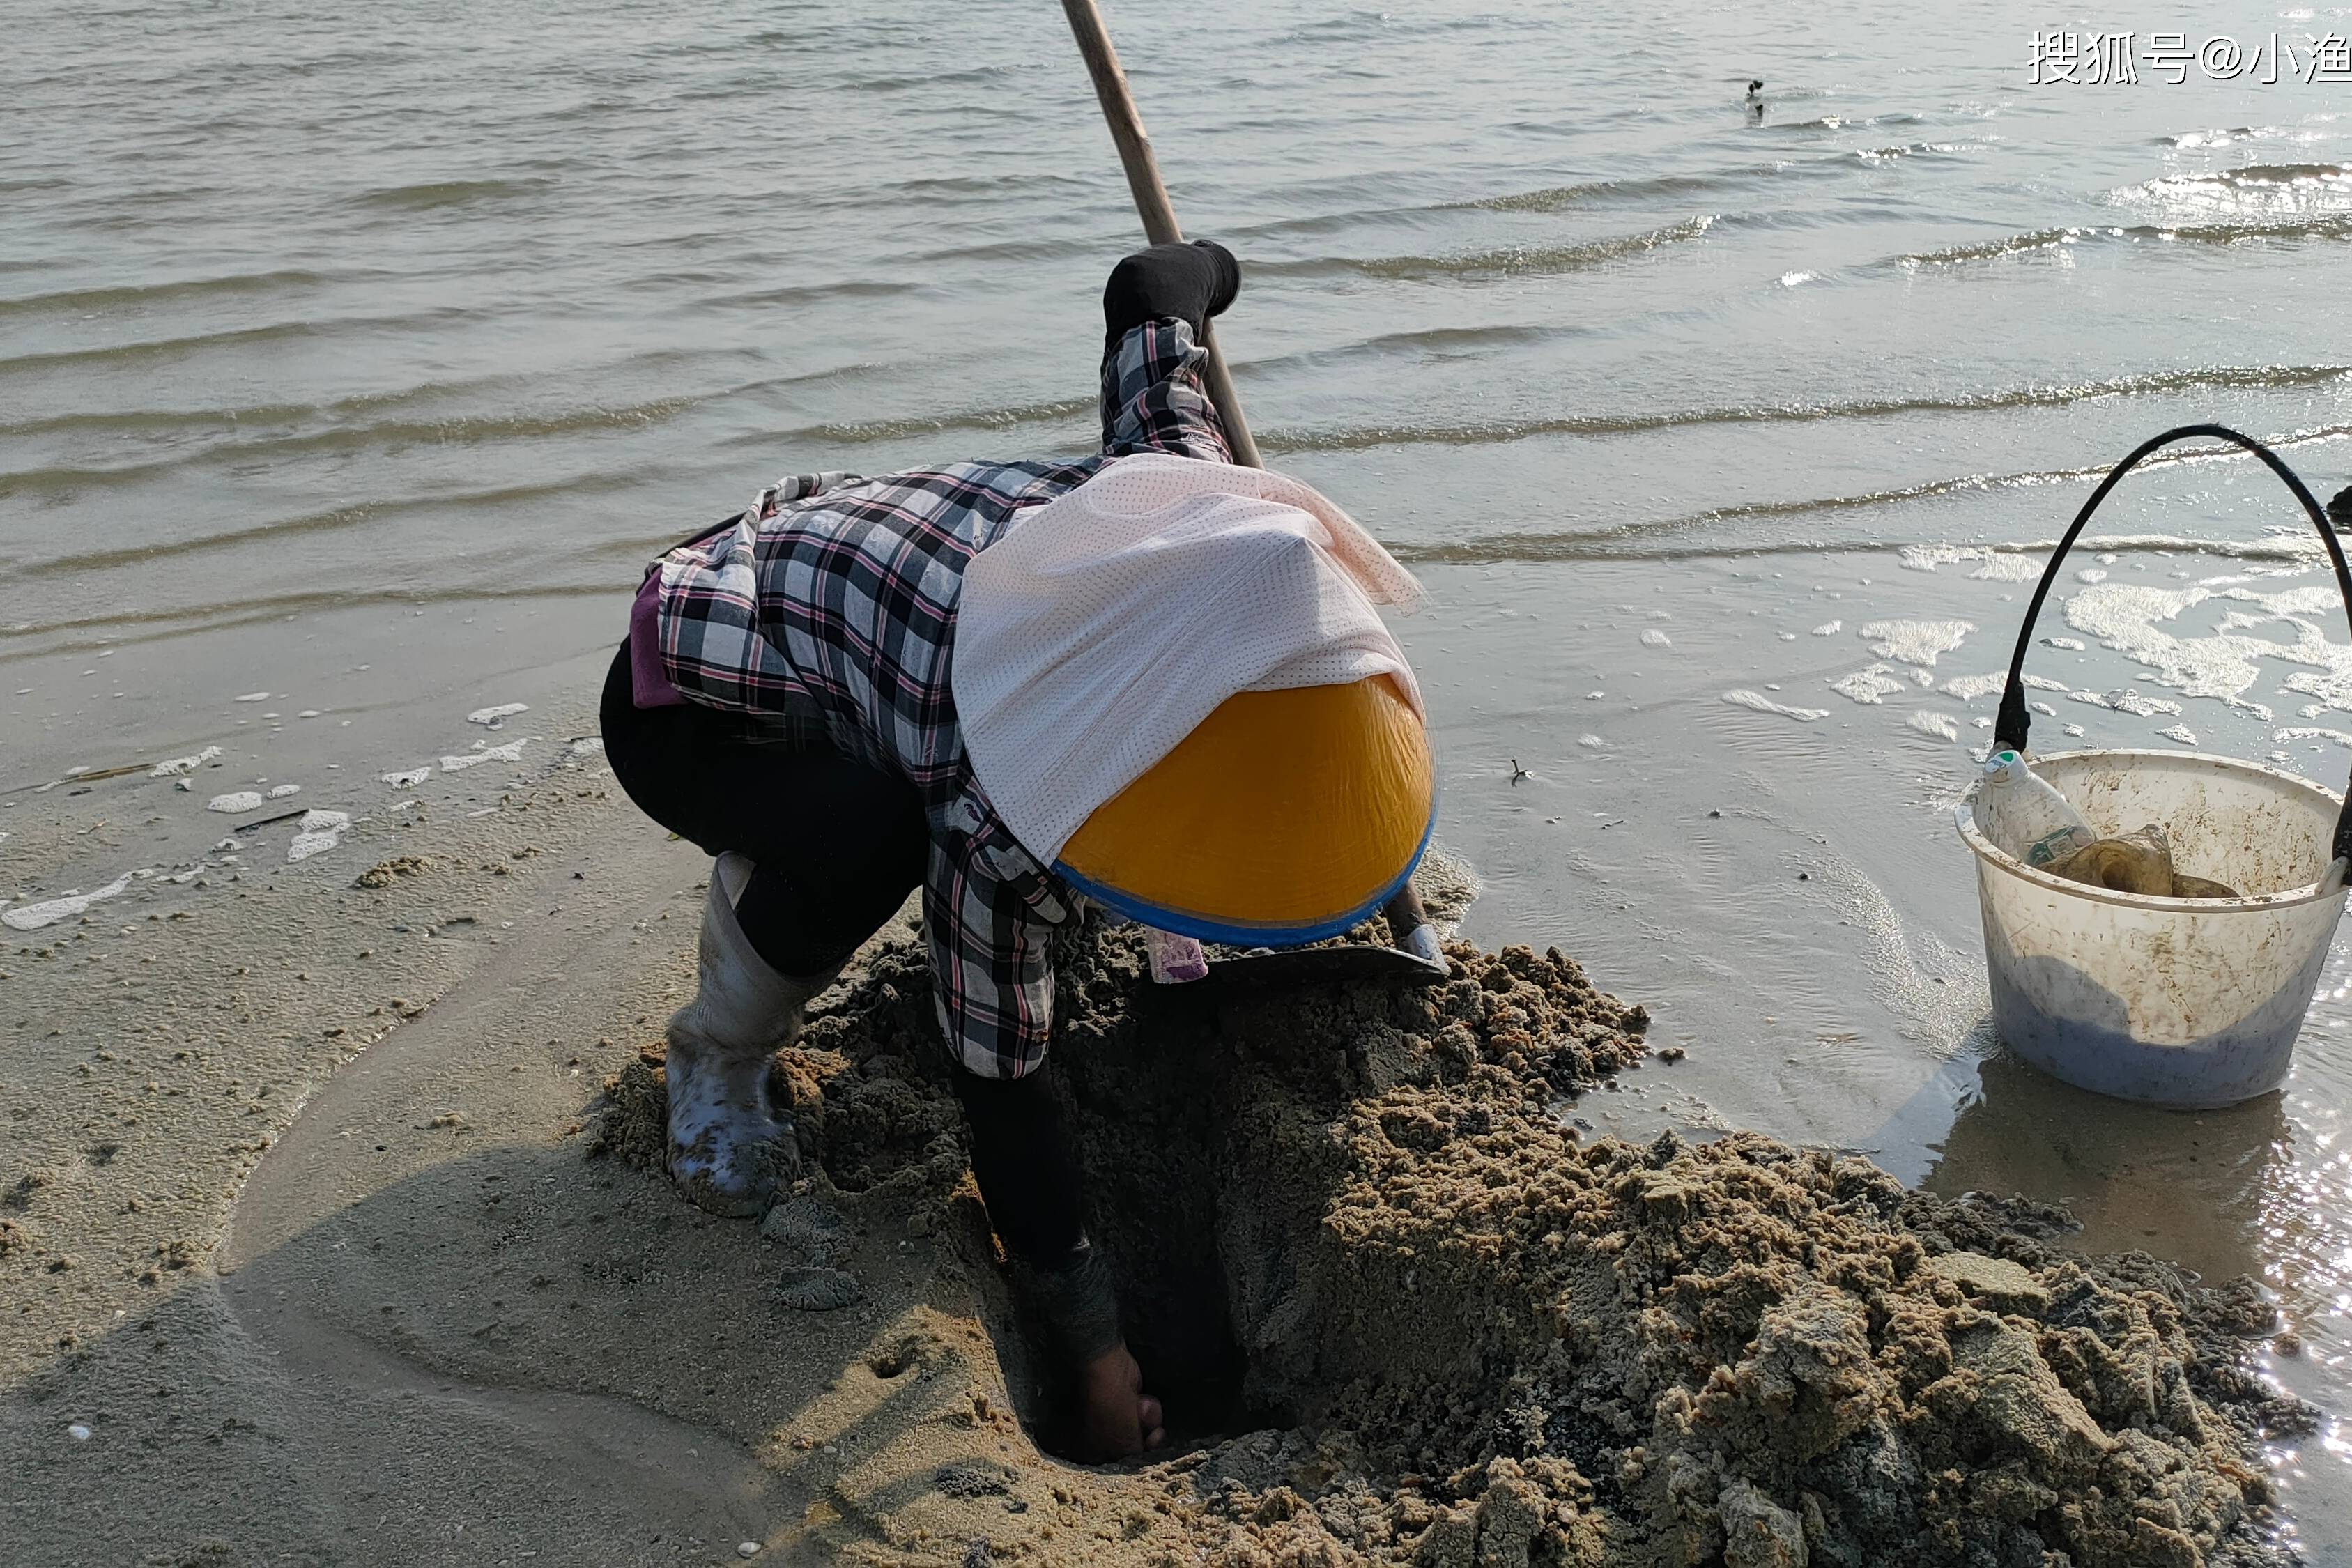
[{"left": 1977, "top": 750, "right": 2096, "bottom": 868}]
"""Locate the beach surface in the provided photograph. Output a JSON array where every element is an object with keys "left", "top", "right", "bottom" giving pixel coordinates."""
[{"left": 0, "top": 673, "right": 2311, "bottom": 1565}]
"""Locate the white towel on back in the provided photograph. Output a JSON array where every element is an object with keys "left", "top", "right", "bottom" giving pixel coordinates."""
[{"left": 953, "top": 452, "right": 1424, "bottom": 863}]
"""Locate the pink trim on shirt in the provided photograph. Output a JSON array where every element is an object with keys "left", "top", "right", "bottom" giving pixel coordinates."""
[{"left": 629, "top": 574, "right": 686, "bottom": 709}]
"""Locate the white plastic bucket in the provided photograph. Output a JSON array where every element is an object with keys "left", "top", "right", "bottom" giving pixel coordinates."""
[{"left": 1957, "top": 749, "right": 2349, "bottom": 1108}]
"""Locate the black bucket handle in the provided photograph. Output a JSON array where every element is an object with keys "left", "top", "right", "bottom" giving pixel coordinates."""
[{"left": 1992, "top": 422, "right": 2352, "bottom": 863}]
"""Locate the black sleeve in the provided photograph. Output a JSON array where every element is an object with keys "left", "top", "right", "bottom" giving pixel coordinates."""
[
  {"left": 952, "top": 1066, "right": 1087, "bottom": 1266},
  {"left": 1102, "top": 239, "right": 1240, "bottom": 346}
]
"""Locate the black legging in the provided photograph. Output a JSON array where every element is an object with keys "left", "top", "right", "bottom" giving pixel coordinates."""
[
  {"left": 599, "top": 643, "right": 927, "bottom": 977},
  {"left": 601, "top": 643, "right": 1087, "bottom": 1266}
]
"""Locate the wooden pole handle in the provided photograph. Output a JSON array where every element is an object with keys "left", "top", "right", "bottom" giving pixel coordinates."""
[{"left": 1059, "top": 0, "right": 1263, "bottom": 469}]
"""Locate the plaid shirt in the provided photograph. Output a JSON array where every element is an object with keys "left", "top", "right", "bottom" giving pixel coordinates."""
[{"left": 647, "top": 319, "right": 1231, "bottom": 1078}]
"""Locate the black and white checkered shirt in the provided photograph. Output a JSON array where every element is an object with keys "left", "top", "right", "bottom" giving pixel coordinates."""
[{"left": 645, "top": 319, "right": 1230, "bottom": 1077}]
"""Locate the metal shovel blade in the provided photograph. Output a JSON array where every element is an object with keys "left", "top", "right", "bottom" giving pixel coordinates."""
[{"left": 1197, "top": 943, "right": 1450, "bottom": 994}]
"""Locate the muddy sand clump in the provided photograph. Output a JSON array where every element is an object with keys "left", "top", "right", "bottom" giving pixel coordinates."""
[{"left": 590, "top": 919, "right": 2303, "bottom": 1566}]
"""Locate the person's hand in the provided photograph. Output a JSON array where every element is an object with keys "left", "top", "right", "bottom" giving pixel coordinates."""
[{"left": 1077, "top": 1342, "right": 1165, "bottom": 1460}]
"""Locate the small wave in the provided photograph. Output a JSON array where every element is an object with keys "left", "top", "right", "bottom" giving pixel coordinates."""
[
  {"left": 352, "top": 178, "right": 553, "bottom": 211},
  {"left": 1766, "top": 112, "right": 1923, "bottom": 133},
  {"left": 884, "top": 171, "right": 1094, "bottom": 200},
  {"left": 0, "top": 399, "right": 697, "bottom": 496},
  {"left": 1398, "top": 147, "right": 1914, "bottom": 224},
  {"left": 833, "top": 63, "right": 1014, "bottom": 94},
  {"left": 0, "top": 308, "right": 482, "bottom": 376},
  {"left": 1239, "top": 322, "right": 1584, "bottom": 381},
  {"left": 896, "top": 233, "right": 1102, "bottom": 270},
  {"left": 1456, "top": 174, "right": 1743, "bottom": 213},
  {"left": 1394, "top": 528, "right": 2335, "bottom": 569},
  {"left": 1284, "top": 8, "right": 1401, "bottom": 40},
  {"left": 685, "top": 277, "right": 919, "bottom": 312},
  {"left": 1278, "top": 7, "right": 1493, "bottom": 43},
  {"left": 807, "top": 396, "right": 1095, "bottom": 445},
  {"left": 1855, "top": 141, "right": 1979, "bottom": 162},
  {"left": 0, "top": 333, "right": 766, "bottom": 437},
  {"left": 1398, "top": 426, "right": 2352, "bottom": 564},
  {"left": 1899, "top": 216, "right": 2352, "bottom": 265},
  {"left": 1723, "top": 689, "right": 1829, "bottom": 722},
  {"left": 767, "top": 364, "right": 2352, "bottom": 463},
  {"left": 0, "top": 268, "right": 341, "bottom": 318},
  {"left": 2, "top": 472, "right": 650, "bottom": 581},
  {"left": 2160, "top": 127, "right": 2283, "bottom": 148},
  {"left": 0, "top": 401, "right": 314, "bottom": 440},
  {"left": 1256, "top": 363, "right": 2352, "bottom": 454},
  {"left": 0, "top": 582, "right": 615, "bottom": 661},
  {"left": 2145, "top": 162, "right": 2352, "bottom": 190},
  {"left": 1256, "top": 216, "right": 1714, "bottom": 282}
]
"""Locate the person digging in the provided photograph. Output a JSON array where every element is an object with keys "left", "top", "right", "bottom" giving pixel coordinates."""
[{"left": 601, "top": 241, "right": 1434, "bottom": 1461}]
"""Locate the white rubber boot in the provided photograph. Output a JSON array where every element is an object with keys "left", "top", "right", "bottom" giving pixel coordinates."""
[{"left": 665, "top": 853, "right": 841, "bottom": 1217}]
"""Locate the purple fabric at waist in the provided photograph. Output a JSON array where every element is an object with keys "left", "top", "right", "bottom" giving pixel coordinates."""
[{"left": 629, "top": 574, "right": 686, "bottom": 709}]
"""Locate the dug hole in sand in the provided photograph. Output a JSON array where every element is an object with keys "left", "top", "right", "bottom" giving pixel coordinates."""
[{"left": 591, "top": 917, "right": 2306, "bottom": 1567}]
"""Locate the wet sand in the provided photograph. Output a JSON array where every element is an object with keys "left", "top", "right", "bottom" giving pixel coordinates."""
[{"left": 0, "top": 666, "right": 2312, "bottom": 1565}]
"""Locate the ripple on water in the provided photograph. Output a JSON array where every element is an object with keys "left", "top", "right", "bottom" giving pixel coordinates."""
[
  {"left": 1906, "top": 709, "right": 1963, "bottom": 741},
  {"left": 1721, "top": 689, "right": 1829, "bottom": 721}
]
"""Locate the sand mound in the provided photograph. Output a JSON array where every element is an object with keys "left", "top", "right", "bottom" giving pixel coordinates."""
[{"left": 587, "top": 919, "right": 2301, "bottom": 1566}]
